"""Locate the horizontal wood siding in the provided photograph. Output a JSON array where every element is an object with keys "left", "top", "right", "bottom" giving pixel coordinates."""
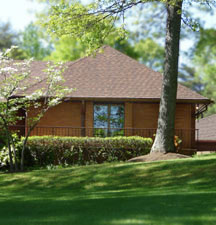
[
  {"left": 132, "top": 103, "right": 194, "bottom": 148},
  {"left": 28, "top": 101, "right": 82, "bottom": 136},
  {"left": 27, "top": 101, "right": 196, "bottom": 149},
  {"left": 133, "top": 103, "right": 159, "bottom": 129},
  {"left": 175, "top": 104, "right": 192, "bottom": 148}
]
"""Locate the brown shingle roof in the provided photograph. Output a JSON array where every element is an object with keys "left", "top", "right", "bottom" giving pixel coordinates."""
[
  {"left": 196, "top": 114, "right": 216, "bottom": 140},
  {"left": 25, "top": 45, "right": 210, "bottom": 102}
]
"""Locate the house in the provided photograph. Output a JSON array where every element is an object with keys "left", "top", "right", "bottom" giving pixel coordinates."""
[
  {"left": 16, "top": 46, "right": 211, "bottom": 150},
  {"left": 196, "top": 114, "right": 216, "bottom": 151}
]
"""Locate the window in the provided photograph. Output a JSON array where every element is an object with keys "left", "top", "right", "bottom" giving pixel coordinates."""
[{"left": 94, "top": 104, "right": 124, "bottom": 137}]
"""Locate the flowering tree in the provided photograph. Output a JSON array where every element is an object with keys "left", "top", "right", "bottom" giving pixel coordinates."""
[{"left": 0, "top": 47, "right": 72, "bottom": 172}]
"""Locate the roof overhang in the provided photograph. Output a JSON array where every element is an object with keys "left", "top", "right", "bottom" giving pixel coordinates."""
[
  {"left": 63, "top": 96, "right": 213, "bottom": 104},
  {"left": 12, "top": 95, "right": 213, "bottom": 105}
]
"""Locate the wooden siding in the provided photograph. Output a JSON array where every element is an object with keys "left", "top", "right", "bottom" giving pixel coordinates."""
[
  {"left": 28, "top": 101, "right": 82, "bottom": 136},
  {"left": 132, "top": 103, "right": 195, "bottom": 148},
  {"left": 27, "top": 100, "right": 196, "bottom": 148},
  {"left": 124, "top": 102, "right": 133, "bottom": 136},
  {"left": 133, "top": 103, "right": 159, "bottom": 129}
]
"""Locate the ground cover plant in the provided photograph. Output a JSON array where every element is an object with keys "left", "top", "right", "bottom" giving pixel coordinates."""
[{"left": 0, "top": 154, "right": 216, "bottom": 225}]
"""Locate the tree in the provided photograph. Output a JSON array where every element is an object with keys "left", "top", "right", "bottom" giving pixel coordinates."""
[
  {"left": 18, "top": 22, "right": 53, "bottom": 60},
  {"left": 45, "top": 0, "right": 215, "bottom": 153},
  {"left": 46, "top": 32, "right": 164, "bottom": 71},
  {"left": 32, "top": 0, "right": 165, "bottom": 69},
  {"left": 134, "top": 38, "right": 164, "bottom": 71},
  {"left": 109, "top": 36, "right": 164, "bottom": 71},
  {"left": 0, "top": 47, "right": 72, "bottom": 172},
  {"left": 0, "top": 22, "right": 18, "bottom": 50},
  {"left": 192, "top": 28, "right": 216, "bottom": 116},
  {"left": 45, "top": 36, "right": 87, "bottom": 61},
  {"left": 151, "top": 0, "right": 183, "bottom": 153},
  {"left": 179, "top": 64, "right": 203, "bottom": 93}
]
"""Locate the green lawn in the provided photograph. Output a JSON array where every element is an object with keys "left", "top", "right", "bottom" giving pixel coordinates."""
[{"left": 1, "top": 154, "right": 216, "bottom": 225}]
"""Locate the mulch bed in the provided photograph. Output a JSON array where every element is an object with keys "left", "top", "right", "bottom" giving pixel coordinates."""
[{"left": 128, "top": 152, "right": 190, "bottom": 163}]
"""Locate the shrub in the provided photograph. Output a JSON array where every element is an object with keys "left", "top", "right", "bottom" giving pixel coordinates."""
[
  {"left": 0, "top": 133, "right": 19, "bottom": 170},
  {"left": 19, "top": 136, "right": 152, "bottom": 167}
]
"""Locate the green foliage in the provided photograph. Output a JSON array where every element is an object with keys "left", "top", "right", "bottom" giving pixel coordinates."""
[
  {"left": 44, "top": 0, "right": 216, "bottom": 53},
  {"left": 179, "top": 64, "right": 203, "bottom": 93},
  {"left": 190, "top": 28, "right": 216, "bottom": 116},
  {"left": 179, "top": 28, "right": 216, "bottom": 117},
  {"left": 0, "top": 131, "right": 8, "bottom": 169},
  {"left": 45, "top": 36, "right": 86, "bottom": 61},
  {"left": 0, "top": 131, "right": 7, "bottom": 150},
  {"left": 0, "top": 22, "right": 18, "bottom": 50},
  {"left": 45, "top": 1, "right": 127, "bottom": 52},
  {"left": 20, "top": 136, "right": 152, "bottom": 166},
  {"left": 134, "top": 38, "right": 164, "bottom": 71},
  {"left": 0, "top": 133, "right": 19, "bottom": 169},
  {"left": 0, "top": 47, "right": 72, "bottom": 171},
  {"left": 18, "top": 22, "right": 52, "bottom": 60}
]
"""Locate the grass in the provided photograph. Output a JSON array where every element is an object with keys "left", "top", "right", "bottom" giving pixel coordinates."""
[{"left": 1, "top": 154, "right": 216, "bottom": 225}]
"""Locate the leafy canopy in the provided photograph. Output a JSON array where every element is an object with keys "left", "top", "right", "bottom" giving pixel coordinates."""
[{"left": 45, "top": 0, "right": 216, "bottom": 52}]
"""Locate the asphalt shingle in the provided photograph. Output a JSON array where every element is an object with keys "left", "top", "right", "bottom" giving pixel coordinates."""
[
  {"left": 24, "top": 46, "right": 210, "bottom": 102},
  {"left": 196, "top": 114, "right": 216, "bottom": 140}
]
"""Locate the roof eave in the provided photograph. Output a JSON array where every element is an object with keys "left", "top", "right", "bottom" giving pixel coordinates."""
[{"left": 63, "top": 97, "right": 212, "bottom": 104}]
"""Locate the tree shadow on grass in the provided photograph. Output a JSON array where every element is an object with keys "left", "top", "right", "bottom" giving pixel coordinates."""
[
  {"left": 1, "top": 157, "right": 216, "bottom": 225},
  {"left": 0, "top": 192, "right": 216, "bottom": 225},
  {"left": 1, "top": 157, "right": 216, "bottom": 198}
]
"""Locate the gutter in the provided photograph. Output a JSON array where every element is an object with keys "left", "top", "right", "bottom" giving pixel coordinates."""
[{"left": 195, "top": 100, "right": 214, "bottom": 118}]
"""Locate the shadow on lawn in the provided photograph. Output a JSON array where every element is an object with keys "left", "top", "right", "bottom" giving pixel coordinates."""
[
  {"left": 1, "top": 157, "right": 216, "bottom": 196},
  {"left": 0, "top": 192, "right": 216, "bottom": 225},
  {"left": 1, "top": 156, "right": 216, "bottom": 225}
]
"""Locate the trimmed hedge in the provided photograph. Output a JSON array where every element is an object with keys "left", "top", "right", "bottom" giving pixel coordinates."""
[{"left": 21, "top": 136, "right": 152, "bottom": 166}]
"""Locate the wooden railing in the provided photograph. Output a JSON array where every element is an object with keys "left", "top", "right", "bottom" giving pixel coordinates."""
[{"left": 8, "top": 125, "right": 199, "bottom": 148}]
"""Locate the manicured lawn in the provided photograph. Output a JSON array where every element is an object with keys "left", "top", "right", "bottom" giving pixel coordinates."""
[{"left": 1, "top": 154, "right": 216, "bottom": 225}]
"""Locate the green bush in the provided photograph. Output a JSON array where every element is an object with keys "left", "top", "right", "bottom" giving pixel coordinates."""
[
  {"left": 0, "top": 133, "right": 20, "bottom": 170},
  {"left": 20, "top": 136, "right": 152, "bottom": 166}
]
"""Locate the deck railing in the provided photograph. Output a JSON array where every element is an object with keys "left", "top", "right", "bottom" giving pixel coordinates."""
[{"left": 8, "top": 125, "right": 199, "bottom": 148}]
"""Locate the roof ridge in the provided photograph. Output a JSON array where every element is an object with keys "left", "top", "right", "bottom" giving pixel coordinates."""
[{"left": 102, "top": 45, "right": 161, "bottom": 74}]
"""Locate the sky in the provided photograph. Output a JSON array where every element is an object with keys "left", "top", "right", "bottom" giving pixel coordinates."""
[
  {"left": 0, "top": 0, "right": 41, "bottom": 31},
  {"left": 0, "top": 0, "right": 215, "bottom": 31}
]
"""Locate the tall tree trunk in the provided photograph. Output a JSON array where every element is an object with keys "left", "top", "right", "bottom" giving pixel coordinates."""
[
  {"left": 151, "top": 0, "right": 183, "bottom": 153},
  {"left": 6, "top": 133, "right": 14, "bottom": 172},
  {"left": 21, "top": 122, "right": 38, "bottom": 171},
  {"left": 10, "top": 135, "right": 18, "bottom": 172}
]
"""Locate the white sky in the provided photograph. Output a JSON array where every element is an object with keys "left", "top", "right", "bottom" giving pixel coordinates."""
[
  {"left": 0, "top": 0, "right": 41, "bottom": 31},
  {"left": 0, "top": 0, "right": 215, "bottom": 31}
]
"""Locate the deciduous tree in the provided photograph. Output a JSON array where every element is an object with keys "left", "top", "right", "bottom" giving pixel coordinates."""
[
  {"left": 18, "top": 22, "right": 53, "bottom": 60},
  {"left": 0, "top": 22, "right": 18, "bottom": 50}
]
